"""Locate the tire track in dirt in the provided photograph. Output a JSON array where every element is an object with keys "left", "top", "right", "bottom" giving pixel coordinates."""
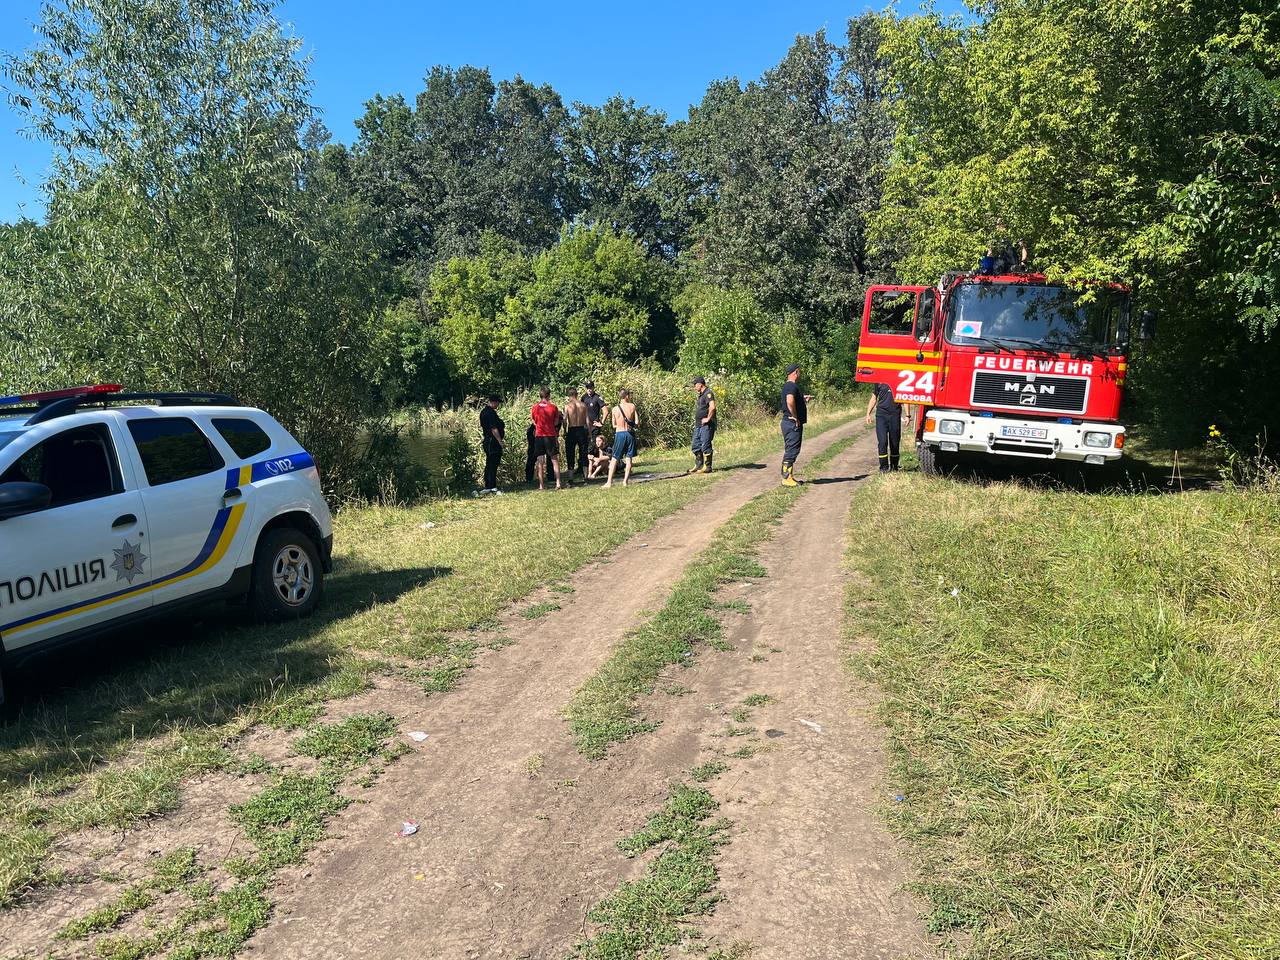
[
  {"left": 687, "top": 434, "right": 934, "bottom": 958},
  {"left": 242, "top": 419, "right": 867, "bottom": 960}
]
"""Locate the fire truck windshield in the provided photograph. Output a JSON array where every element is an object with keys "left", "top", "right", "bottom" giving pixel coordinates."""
[{"left": 946, "top": 283, "right": 1128, "bottom": 355}]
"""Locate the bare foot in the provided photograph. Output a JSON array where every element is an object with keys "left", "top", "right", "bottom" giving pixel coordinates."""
[
  {"left": 603, "top": 482, "right": 612, "bottom": 489},
  {"left": 555, "top": 484, "right": 562, "bottom": 490}
]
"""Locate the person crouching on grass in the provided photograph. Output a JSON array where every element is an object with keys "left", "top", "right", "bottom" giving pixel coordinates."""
[
  {"left": 531, "top": 387, "right": 563, "bottom": 490},
  {"left": 586, "top": 432, "right": 611, "bottom": 479},
  {"left": 605, "top": 389, "right": 638, "bottom": 488}
]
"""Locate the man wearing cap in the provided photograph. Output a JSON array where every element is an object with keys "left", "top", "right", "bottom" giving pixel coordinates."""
[
  {"left": 689, "top": 376, "right": 717, "bottom": 474},
  {"left": 779, "top": 363, "right": 812, "bottom": 486}
]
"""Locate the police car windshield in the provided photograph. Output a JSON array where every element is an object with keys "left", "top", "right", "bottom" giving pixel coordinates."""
[{"left": 947, "top": 283, "right": 1127, "bottom": 355}]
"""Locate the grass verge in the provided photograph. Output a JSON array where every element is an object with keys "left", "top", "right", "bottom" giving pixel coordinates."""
[
  {"left": 567, "top": 432, "right": 862, "bottom": 759},
  {"left": 845, "top": 472, "right": 1280, "bottom": 957}
]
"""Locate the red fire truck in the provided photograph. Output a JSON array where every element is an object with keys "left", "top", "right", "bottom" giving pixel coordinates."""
[{"left": 855, "top": 271, "right": 1147, "bottom": 474}]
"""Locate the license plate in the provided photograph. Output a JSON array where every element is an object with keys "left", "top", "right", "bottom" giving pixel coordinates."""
[{"left": 1001, "top": 425, "right": 1048, "bottom": 440}]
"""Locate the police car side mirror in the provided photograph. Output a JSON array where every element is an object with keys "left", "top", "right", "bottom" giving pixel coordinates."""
[
  {"left": 0, "top": 482, "right": 52, "bottom": 520},
  {"left": 1139, "top": 309, "right": 1157, "bottom": 342}
]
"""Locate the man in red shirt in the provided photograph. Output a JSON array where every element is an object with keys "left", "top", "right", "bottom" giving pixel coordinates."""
[{"left": 530, "top": 386, "right": 563, "bottom": 490}]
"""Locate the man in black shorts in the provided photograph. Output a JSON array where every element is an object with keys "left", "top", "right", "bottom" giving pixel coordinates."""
[{"left": 530, "top": 387, "right": 563, "bottom": 490}]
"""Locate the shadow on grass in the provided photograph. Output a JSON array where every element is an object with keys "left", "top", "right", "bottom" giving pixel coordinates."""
[
  {"left": 0, "top": 564, "right": 451, "bottom": 788},
  {"left": 923, "top": 449, "right": 1220, "bottom": 494}
]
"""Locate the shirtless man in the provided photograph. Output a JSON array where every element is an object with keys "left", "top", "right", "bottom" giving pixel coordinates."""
[
  {"left": 605, "top": 389, "right": 639, "bottom": 488},
  {"left": 562, "top": 387, "right": 590, "bottom": 482}
]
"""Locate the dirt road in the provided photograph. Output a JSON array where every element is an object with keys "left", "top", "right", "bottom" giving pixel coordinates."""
[{"left": 244, "top": 423, "right": 931, "bottom": 960}]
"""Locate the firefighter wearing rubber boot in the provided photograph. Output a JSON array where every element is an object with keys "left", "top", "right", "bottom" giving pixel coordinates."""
[
  {"left": 780, "top": 363, "right": 810, "bottom": 486},
  {"left": 865, "top": 381, "right": 904, "bottom": 471},
  {"left": 689, "top": 376, "right": 717, "bottom": 474}
]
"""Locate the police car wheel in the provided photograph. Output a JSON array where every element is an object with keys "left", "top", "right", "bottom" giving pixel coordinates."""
[{"left": 252, "top": 528, "right": 323, "bottom": 620}]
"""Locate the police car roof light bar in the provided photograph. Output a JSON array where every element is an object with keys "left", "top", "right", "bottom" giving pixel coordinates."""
[
  {"left": 0, "top": 383, "right": 123, "bottom": 407},
  {"left": 24, "top": 391, "right": 240, "bottom": 426}
]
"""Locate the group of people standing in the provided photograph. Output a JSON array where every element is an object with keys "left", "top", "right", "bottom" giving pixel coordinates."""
[
  {"left": 475, "top": 361, "right": 903, "bottom": 495},
  {"left": 476, "top": 380, "right": 642, "bottom": 493}
]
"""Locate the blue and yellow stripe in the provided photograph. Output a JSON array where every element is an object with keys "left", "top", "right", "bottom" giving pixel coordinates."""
[{"left": 0, "top": 449, "right": 311, "bottom": 638}]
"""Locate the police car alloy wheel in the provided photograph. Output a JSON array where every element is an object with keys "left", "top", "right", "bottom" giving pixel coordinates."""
[{"left": 252, "top": 528, "right": 323, "bottom": 620}]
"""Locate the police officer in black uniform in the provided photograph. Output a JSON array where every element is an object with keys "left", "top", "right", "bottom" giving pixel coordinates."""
[
  {"left": 479, "top": 395, "right": 505, "bottom": 492},
  {"left": 865, "top": 381, "right": 905, "bottom": 472}
]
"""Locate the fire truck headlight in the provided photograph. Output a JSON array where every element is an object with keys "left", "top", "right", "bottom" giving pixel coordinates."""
[
  {"left": 938, "top": 419, "right": 965, "bottom": 435},
  {"left": 1083, "top": 431, "right": 1112, "bottom": 448}
]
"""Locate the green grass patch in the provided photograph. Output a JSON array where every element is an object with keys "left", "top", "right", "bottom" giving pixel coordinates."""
[
  {"left": 293, "top": 712, "right": 397, "bottom": 770},
  {"left": 572, "top": 783, "right": 730, "bottom": 959},
  {"left": 741, "top": 694, "right": 773, "bottom": 707},
  {"left": 567, "top": 434, "right": 861, "bottom": 759},
  {"left": 846, "top": 473, "right": 1280, "bottom": 956},
  {"left": 229, "top": 772, "right": 348, "bottom": 870},
  {"left": 690, "top": 760, "right": 729, "bottom": 782},
  {"left": 522, "top": 601, "right": 562, "bottom": 620}
]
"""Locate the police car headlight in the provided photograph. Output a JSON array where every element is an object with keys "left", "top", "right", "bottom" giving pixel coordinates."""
[
  {"left": 1083, "top": 431, "right": 1112, "bottom": 448},
  {"left": 939, "top": 419, "right": 965, "bottom": 435}
]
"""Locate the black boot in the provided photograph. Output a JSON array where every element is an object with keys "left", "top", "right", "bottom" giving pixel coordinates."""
[
  {"left": 702, "top": 453, "right": 713, "bottom": 473},
  {"left": 690, "top": 451, "right": 704, "bottom": 474}
]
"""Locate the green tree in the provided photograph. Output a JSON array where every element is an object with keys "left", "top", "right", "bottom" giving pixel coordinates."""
[
  {"left": 567, "top": 95, "right": 688, "bottom": 257},
  {"left": 517, "top": 223, "right": 675, "bottom": 382},
  {"left": 424, "top": 233, "right": 532, "bottom": 394},
  {"left": 872, "top": 0, "right": 1280, "bottom": 444},
  {"left": 1, "top": 0, "right": 406, "bottom": 498},
  {"left": 351, "top": 66, "right": 574, "bottom": 270},
  {"left": 680, "top": 15, "right": 896, "bottom": 326},
  {"left": 675, "top": 285, "right": 780, "bottom": 402}
]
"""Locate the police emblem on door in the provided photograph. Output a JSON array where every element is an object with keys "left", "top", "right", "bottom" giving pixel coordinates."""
[{"left": 111, "top": 539, "right": 148, "bottom": 584}]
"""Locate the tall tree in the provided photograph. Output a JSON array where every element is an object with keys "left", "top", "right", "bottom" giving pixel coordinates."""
[
  {"left": 1, "top": 0, "right": 404, "bottom": 498},
  {"left": 873, "top": 0, "right": 1280, "bottom": 443},
  {"left": 680, "top": 15, "right": 896, "bottom": 327},
  {"left": 566, "top": 95, "right": 687, "bottom": 257},
  {"left": 352, "top": 66, "right": 574, "bottom": 270}
]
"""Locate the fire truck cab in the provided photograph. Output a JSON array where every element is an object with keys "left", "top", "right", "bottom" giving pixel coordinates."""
[{"left": 856, "top": 272, "right": 1133, "bottom": 474}]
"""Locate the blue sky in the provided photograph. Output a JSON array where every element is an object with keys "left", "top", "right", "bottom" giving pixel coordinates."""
[{"left": 0, "top": 1, "right": 963, "bottom": 223}]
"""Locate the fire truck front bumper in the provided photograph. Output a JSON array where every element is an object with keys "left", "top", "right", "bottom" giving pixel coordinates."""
[{"left": 921, "top": 410, "right": 1126, "bottom": 463}]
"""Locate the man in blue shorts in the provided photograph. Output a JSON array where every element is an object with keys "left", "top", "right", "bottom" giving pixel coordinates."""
[{"left": 605, "top": 388, "right": 639, "bottom": 488}]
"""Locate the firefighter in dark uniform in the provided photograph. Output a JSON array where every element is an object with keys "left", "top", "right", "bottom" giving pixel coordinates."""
[
  {"left": 780, "top": 363, "right": 810, "bottom": 486},
  {"left": 689, "top": 376, "right": 717, "bottom": 474},
  {"left": 865, "top": 381, "right": 905, "bottom": 471}
]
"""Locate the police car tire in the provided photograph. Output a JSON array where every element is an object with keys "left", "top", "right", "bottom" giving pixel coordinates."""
[{"left": 251, "top": 528, "right": 323, "bottom": 621}]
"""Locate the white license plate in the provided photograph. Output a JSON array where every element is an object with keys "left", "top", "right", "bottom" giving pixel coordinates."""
[{"left": 1001, "top": 425, "right": 1049, "bottom": 440}]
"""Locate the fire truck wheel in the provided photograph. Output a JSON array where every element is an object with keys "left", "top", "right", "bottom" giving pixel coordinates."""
[{"left": 918, "top": 442, "right": 955, "bottom": 477}]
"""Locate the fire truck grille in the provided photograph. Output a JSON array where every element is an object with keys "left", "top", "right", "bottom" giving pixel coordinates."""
[{"left": 971, "top": 371, "right": 1088, "bottom": 414}]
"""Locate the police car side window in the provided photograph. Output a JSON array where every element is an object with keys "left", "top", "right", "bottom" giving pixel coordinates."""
[
  {"left": 0, "top": 424, "right": 121, "bottom": 507},
  {"left": 212, "top": 418, "right": 272, "bottom": 460},
  {"left": 128, "top": 418, "right": 225, "bottom": 486}
]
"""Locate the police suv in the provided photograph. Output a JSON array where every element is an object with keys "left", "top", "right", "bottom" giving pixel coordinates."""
[{"left": 0, "top": 385, "right": 333, "bottom": 701}]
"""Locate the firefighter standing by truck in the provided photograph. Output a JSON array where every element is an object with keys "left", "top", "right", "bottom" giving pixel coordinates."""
[
  {"left": 780, "top": 364, "right": 811, "bottom": 486},
  {"left": 865, "top": 381, "right": 906, "bottom": 472}
]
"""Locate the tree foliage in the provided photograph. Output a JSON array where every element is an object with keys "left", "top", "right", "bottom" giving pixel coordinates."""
[{"left": 0, "top": 0, "right": 408, "bottom": 498}]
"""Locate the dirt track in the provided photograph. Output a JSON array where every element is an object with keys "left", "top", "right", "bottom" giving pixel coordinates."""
[{"left": 242, "top": 422, "right": 931, "bottom": 960}]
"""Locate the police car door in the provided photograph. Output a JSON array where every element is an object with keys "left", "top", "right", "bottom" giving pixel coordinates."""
[
  {"left": 0, "top": 421, "right": 152, "bottom": 653},
  {"left": 120, "top": 413, "right": 246, "bottom": 606},
  {"left": 855, "top": 285, "right": 942, "bottom": 404}
]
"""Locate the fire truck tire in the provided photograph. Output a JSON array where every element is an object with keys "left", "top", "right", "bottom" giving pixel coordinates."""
[{"left": 918, "top": 442, "right": 945, "bottom": 476}]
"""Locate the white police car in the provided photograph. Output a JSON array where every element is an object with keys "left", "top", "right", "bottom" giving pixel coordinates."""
[{"left": 0, "top": 385, "right": 333, "bottom": 701}]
